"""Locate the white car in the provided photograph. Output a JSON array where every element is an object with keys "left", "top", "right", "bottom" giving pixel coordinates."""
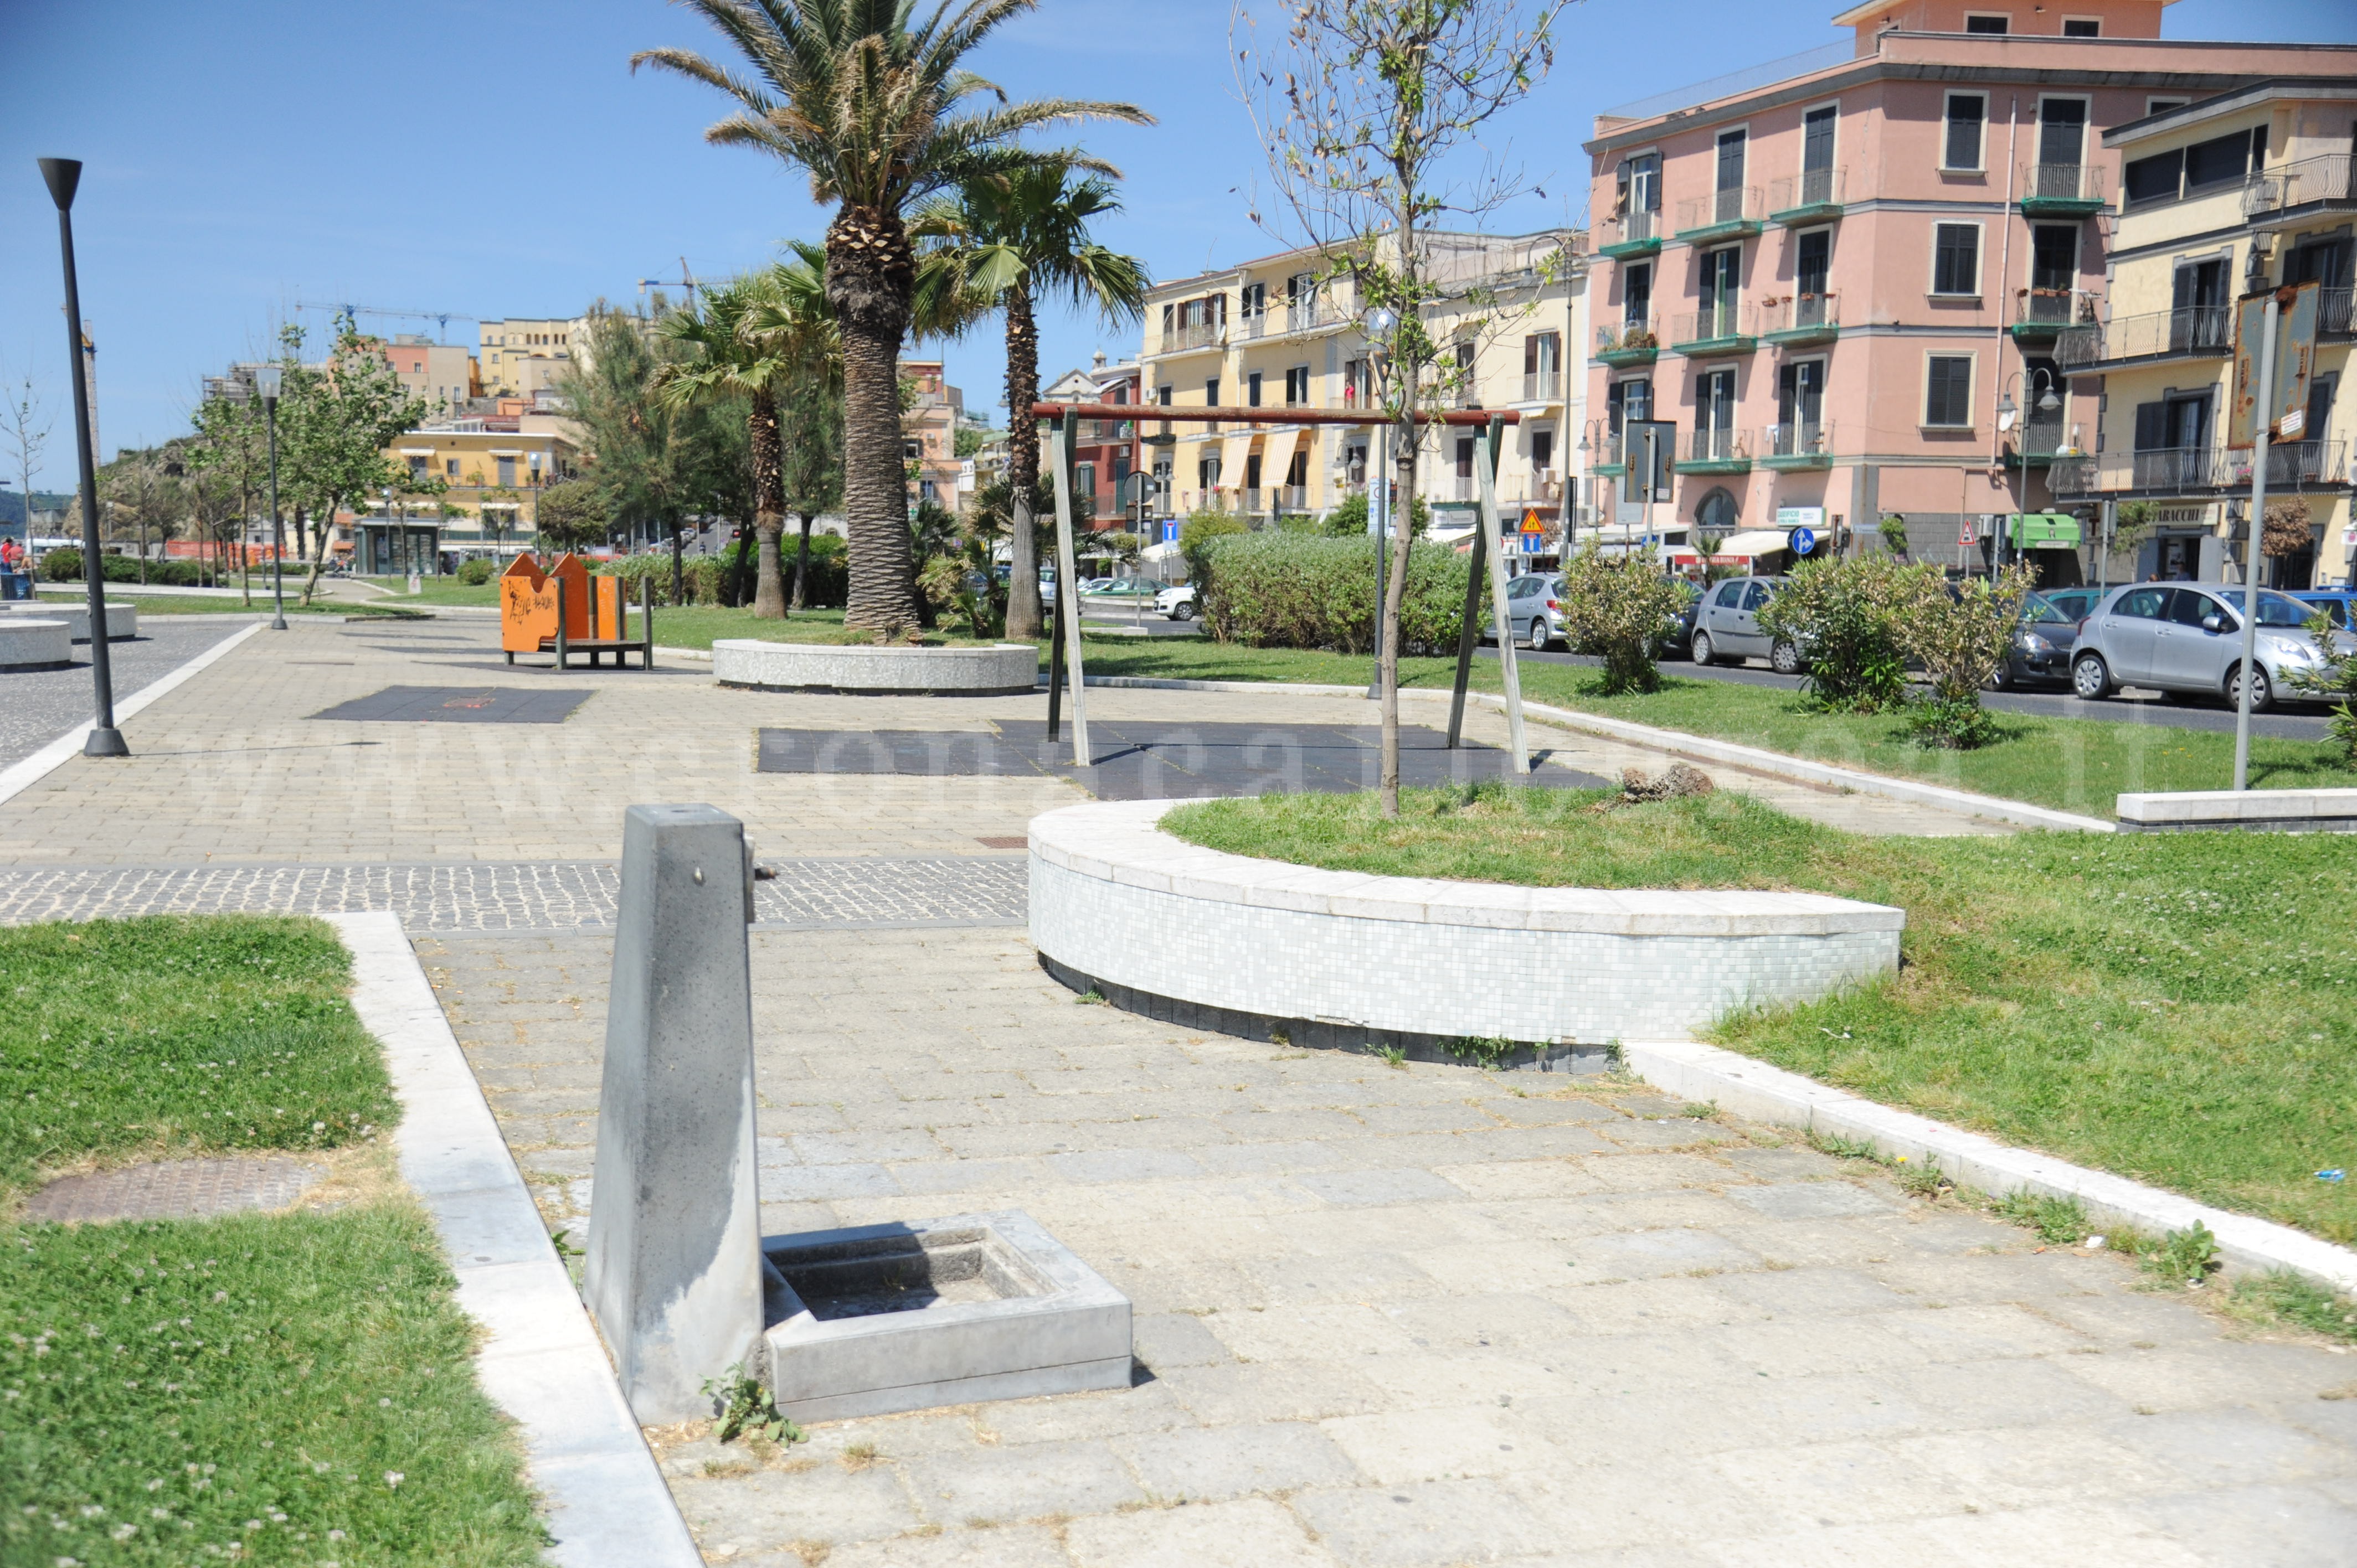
[{"left": 1156, "top": 584, "right": 1197, "bottom": 621}]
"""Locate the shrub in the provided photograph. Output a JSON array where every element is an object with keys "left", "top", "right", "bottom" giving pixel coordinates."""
[
  {"left": 2290, "top": 605, "right": 2357, "bottom": 762},
  {"left": 598, "top": 553, "right": 727, "bottom": 607},
  {"left": 1196, "top": 531, "right": 1473, "bottom": 654},
  {"left": 780, "top": 530, "right": 849, "bottom": 609},
  {"left": 1316, "top": 491, "right": 1432, "bottom": 539},
  {"left": 1757, "top": 554, "right": 1920, "bottom": 713},
  {"left": 1893, "top": 562, "right": 2034, "bottom": 749},
  {"left": 38, "top": 546, "right": 81, "bottom": 581},
  {"left": 456, "top": 557, "right": 495, "bottom": 586},
  {"left": 1180, "top": 511, "right": 1248, "bottom": 587},
  {"left": 1557, "top": 545, "right": 1687, "bottom": 694},
  {"left": 1877, "top": 514, "right": 1909, "bottom": 557}
]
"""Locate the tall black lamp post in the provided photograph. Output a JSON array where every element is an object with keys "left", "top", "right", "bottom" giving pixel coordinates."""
[
  {"left": 38, "top": 157, "right": 126, "bottom": 757},
  {"left": 255, "top": 364, "right": 287, "bottom": 630}
]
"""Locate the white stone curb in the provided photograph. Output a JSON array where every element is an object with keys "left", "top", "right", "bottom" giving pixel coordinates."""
[
  {"left": 327, "top": 911, "right": 701, "bottom": 1568},
  {"left": 1620, "top": 1037, "right": 2357, "bottom": 1293},
  {"left": 0, "top": 619, "right": 267, "bottom": 812},
  {"left": 1052, "top": 672, "right": 2113, "bottom": 833}
]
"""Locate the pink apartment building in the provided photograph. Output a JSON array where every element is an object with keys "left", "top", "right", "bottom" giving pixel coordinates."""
[{"left": 1583, "top": 0, "right": 2357, "bottom": 577}]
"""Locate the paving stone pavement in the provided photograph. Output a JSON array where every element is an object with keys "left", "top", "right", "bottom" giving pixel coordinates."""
[
  {"left": 420, "top": 926, "right": 2357, "bottom": 1568},
  {"left": 0, "top": 857, "right": 1026, "bottom": 932},
  {"left": 0, "top": 617, "right": 258, "bottom": 771}
]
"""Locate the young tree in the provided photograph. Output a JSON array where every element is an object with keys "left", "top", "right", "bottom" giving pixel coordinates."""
[
  {"left": 188, "top": 387, "right": 267, "bottom": 605},
  {"left": 274, "top": 317, "right": 434, "bottom": 601},
  {"left": 913, "top": 162, "right": 1149, "bottom": 641},
  {"left": 1237, "top": 0, "right": 1570, "bottom": 816},
  {"left": 533, "top": 481, "right": 609, "bottom": 554},
  {"left": 632, "top": 0, "right": 1149, "bottom": 633},
  {"left": 1, "top": 369, "right": 50, "bottom": 558}
]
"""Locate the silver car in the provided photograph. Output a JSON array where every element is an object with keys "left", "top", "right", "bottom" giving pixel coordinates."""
[
  {"left": 2068, "top": 582, "right": 2349, "bottom": 711},
  {"left": 1690, "top": 575, "right": 1802, "bottom": 673},
  {"left": 1500, "top": 571, "right": 1566, "bottom": 650}
]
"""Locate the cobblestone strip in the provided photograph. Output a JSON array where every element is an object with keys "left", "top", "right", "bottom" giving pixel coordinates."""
[{"left": 0, "top": 857, "right": 1028, "bottom": 931}]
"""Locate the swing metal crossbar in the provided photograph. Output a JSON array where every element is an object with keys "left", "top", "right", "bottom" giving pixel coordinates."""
[{"left": 1028, "top": 402, "right": 1530, "bottom": 775}]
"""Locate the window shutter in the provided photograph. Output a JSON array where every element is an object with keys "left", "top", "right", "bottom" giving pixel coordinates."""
[{"left": 2133, "top": 402, "right": 2166, "bottom": 452}]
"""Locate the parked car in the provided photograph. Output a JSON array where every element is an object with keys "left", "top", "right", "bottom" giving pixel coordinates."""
[
  {"left": 1500, "top": 571, "right": 1566, "bottom": 651},
  {"left": 1079, "top": 576, "right": 1158, "bottom": 605},
  {"left": 2068, "top": 582, "right": 2354, "bottom": 711},
  {"left": 1689, "top": 575, "right": 1800, "bottom": 672},
  {"left": 2293, "top": 589, "right": 2357, "bottom": 631},
  {"left": 1988, "top": 590, "right": 2081, "bottom": 690},
  {"left": 1156, "top": 583, "right": 1198, "bottom": 621},
  {"left": 1658, "top": 578, "right": 1701, "bottom": 660}
]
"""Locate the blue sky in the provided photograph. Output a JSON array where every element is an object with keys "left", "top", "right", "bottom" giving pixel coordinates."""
[{"left": 2, "top": 0, "right": 2351, "bottom": 492}]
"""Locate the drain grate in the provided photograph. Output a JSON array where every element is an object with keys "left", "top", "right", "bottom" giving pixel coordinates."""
[{"left": 26, "top": 1157, "right": 327, "bottom": 1223}]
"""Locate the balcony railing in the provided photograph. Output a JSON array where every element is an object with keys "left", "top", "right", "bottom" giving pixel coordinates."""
[
  {"left": 2019, "top": 162, "right": 2107, "bottom": 210},
  {"left": 1759, "top": 293, "right": 1839, "bottom": 341},
  {"left": 1162, "top": 319, "right": 1224, "bottom": 353},
  {"left": 2055, "top": 305, "right": 2230, "bottom": 368},
  {"left": 2227, "top": 440, "right": 2350, "bottom": 490},
  {"left": 1449, "top": 474, "right": 1479, "bottom": 502},
  {"left": 1274, "top": 484, "right": 1310, "bottom": 511},
  {"left": 1764, "top": 421, "right": 1832, "bottom": 464},
  {"left": 1595, "top": 320, "right": 1660, "bottom": 361},
  {"left": 2011, "top": 414, "right": 2067, "bottom": 463},
  {"left": 2060, "top": 441, "right": 2355, "bottom": 496},
  {"left": 1082, "top": 417, "right": 1134, "bottom": 441},
  {"left": 1769, "top": 168, "right": 1844, "bottom": 218},
  {"left": 2323, "top": 286, "right": 2354, "bottom": 337},
  {"left": 1598, "top": 209, "right": 1662, "bottom": 254},
  {"left": 2243, "top": 154, "right": 2356, "bottom": 221},
  {"left": 1671, "top": 304, "right": 1754, "bottom": 351},
  {"left": 1521, "top": 370, "right": 1562, "bottom": 403},
  {"left": 1675, "top": 187, "right": 1764, "bottom": 238},
  {"left": 1286, "top": 299, "right": 1335, "bottom": 333},
  {"left": 2134, "top": 446, "right": 2230, "bottom": 491},
  {"left": 1682, "top": 426, "right": 1751, "bottom": 465}
]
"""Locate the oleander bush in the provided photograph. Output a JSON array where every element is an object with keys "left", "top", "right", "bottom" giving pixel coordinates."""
[
  {"left": 456, "top": 556, "right": 496, "bottom": 585},
  {"left": 1196, "top": 530, "right": 1475, "bottom": 655},
  {"left": 1757, "top": 554, "right": 1919, "bottom": 713},
  {"left": 1557, "top": 544, "right": 1688, "bottom": 694}
]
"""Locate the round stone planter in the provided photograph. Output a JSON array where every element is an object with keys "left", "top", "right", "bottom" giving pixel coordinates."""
[
  {"left": 1028, "top": 798, "right": 1905, "bottom": 1065},
  {"left": 0, "top": 618, "right": 74, "bottom": 671},
  {"left": 15, "top": 600, "right": 137, "bottom": 642},
  {"left": 713, "top": 639, "right": 1038, "bottom": 697}
]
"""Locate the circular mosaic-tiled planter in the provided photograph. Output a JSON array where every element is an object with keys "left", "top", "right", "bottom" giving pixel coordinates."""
[
  {"left": 713, "top": 639, "right": 1038, "bottom": 697},
  {"left": 0, "top": 618, "right": 73, "bottom": 670},
  {"left": 1027, "top": 798, "right": 1904, "bottom": 1065}
]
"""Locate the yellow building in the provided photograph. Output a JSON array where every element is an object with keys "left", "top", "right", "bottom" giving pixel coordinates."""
[
  {"left": 478, "top": 316, "right": 591, "bottom": 398},
  {"left": 2053, "top": 79, "right": 2354, "bottom": 587},
  {"left": 362, "top": 423, "right": 582, "bottom": 570},
  {"left": 1136, "top": 230, "right": 1588, "bottom": 544}
]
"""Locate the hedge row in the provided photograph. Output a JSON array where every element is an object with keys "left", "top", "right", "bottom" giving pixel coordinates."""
[
  {"left": 594, "top": 533, "right": 848, "bottom": 610},
  {"left": 38, "top": 551, "right": 243, "bottom": 586},
  {"left": 1196, "top": 531, "right": 1481, "bottom": 655}
]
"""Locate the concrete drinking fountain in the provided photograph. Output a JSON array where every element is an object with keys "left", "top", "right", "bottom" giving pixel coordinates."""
[{"left": 583, "top": 804, "right": 1129, "bottom": 1426}]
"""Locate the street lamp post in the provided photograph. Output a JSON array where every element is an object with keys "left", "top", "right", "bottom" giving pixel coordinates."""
[
  {"left": 37, "top": 156, "right": 126, "bottom": 757},
  {"left": 256, "top": 364, "right": 287, "bottom": 630}
]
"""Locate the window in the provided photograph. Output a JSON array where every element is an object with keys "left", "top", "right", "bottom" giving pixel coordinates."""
[
  {"left": 1075, "top": 461, "right": 1095, "bottom": 498},
  {"left": 2038, "top": 98, "right": 2088, "bottom": 167},
  {"left": 2114, "top": 586, "right": 2168, "bottom": 620},
  {"left": 1285, "top": 448, "right": 1309, "bottom": 488},
  {"left": 1714, "top": 580, "right": 1744, "bottom": 608},
  {"left": 1616, "top": 152, "right": 1661, "bottom": 214},
  {"left": 1240, "top": 281, "right": 1266, "bottom": 319},
  {"left": 1246, "top": 371, "right": 1263, "bottom": 408},
  {"left": 1924, "top": 356, "right": 1975, "bottom": 427},
  {"left": 1943, "top": 94, "right": 1986, "bottom": 171},
  {"left": 1795, "top": 229, "right": 1831, "bottom": 300},
  {"left": 1607, "top": 378, "right": 1651, "bottom": 433},
  {"left": 1714, "top": 128, "right": 1747, "bottom": 221},
  {"left": 1697, "top": 369, "right": 1737, "bottom": 434},
  {"left": 1204, "top": 377, "right": 1221, "bottom": 407},
  {"left": 1933, "top": 224, "right": 1980, "bottom": 295},
  {"left": 1455, "top": 438, "right": 1475, "bottom": 478},
  {"left": 2147, "top": 97, "right": 2189, "bottom": 116},
  {"left": 2030, "top": 224, "right": 2079, "bottom": 296},
  {"left": 1964, "top": 13, "right": 2009, "bottom": 34},
  {"left": 446, "top": 459, "right": 460, "bottom": 478},
  {"left": 1157, "top": 384, "right": 1173, "bottom": 406},
  {"left": 2185, "top": 128, "right": 2265, "bottom": 193},
  {"left": 1531, "top": 427, "right": 1555, "bottom": 471},
  {"left": 2124, "top": 148, "right": 2184, "bottom": 206},
  {"left": 1198, "top": 455, "right": 1221, "bottom": 488},
  {"left": 2062, "top": 17, "right": 2098, "bottom": 36},
  {"left": 1598, "top": 269, "right": 1641, "bottom": 349},
  {"left": 1110, "top": 455, "right": 1130, "bottom": 497},
  {"left": 1342, "top": 358, "right": 1372, "bottom": 405},
  {"left": 1802, "top": 105, "right": 1838, "bottom": 177},
  {"left": 1700, "top": 246, "right": 1741, "bottom": 334},
  {"left": 1284, "top": 366, "right": 1310, "bottom": 405},
  {"left": 1778, "top": 359, "right": 1825, "bottom": 430},
  {"left": 408, "top": 456, "right": 428, "bottom": 479},
  {"left": 496, "top": 457, "right": 517, "bottom": 487}
]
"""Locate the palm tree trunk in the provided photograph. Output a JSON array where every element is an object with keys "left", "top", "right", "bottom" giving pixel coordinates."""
[
  {"left": 791, "top": 514, "right": 812, "bottom": 610},
  {"left": 827, "top": 203, "right": 919, "bottom": 633},
  {"left": 749, "top": 385, "right": 788, "bottom": 618},
  {"left": 1002, "top": 279, "right": 1044, "bottom": 641}
]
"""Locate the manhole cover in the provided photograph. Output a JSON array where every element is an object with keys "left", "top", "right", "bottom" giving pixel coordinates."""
[
  {"left": 309, "top": 685, "right": 593, "bottom": 724},
  {"left": 25, "top": 1157, "right": 327, "bottom": 1223}
]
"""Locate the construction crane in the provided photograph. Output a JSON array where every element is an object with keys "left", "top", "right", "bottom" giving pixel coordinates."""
[
  {"left": 634, "top": 259, "right": 701, "bottom": 316},
  {"left": 294, "top": 301, "right": 480, "bottom": 342}
]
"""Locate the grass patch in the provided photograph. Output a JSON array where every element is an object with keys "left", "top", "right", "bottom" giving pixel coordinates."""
[
  {"left": 1166, "top": 787, "right": 2357, "bottom": 1244},
  {"left": 1, "top": 1206, "right": 546, "bottom": 1564},
  {"left": 0, "top": 916, "right": 398, "bottom": 1200},
  {"left": 35, "top": 591, "right": 427, "bottom": 620},
  {"left": 1073, "top": 635, "right": 2357, "bottom": 815},
  {"left": 350, "top": 575, "right": 499, "bottom": 608}
]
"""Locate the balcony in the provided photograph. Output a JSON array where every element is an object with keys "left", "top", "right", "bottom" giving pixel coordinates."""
[
  {"left": 1761, "top": 421, "right": 1833, "bottom": 470},
  {"left": 1768, "top": 168, "right": 1844, "bottom": 226},
  {"left": 1674, "top": 426, "right": 1752, "bottom": 474},
  {"left": 1758, "top": 293, "right": 1840, "bottom": 347},
  {"left": 1597, "top": 209, "right": 1663, "bottom": 260},
  {"left": 1595, "top": 320, "right": 1660, "bottom": 367},
  {"left": 1675, "top": 187, "right": 1764, "bottom": 245},
  {"left": 1589, "top": 432, "right": 1629, "bottom": 477},
  {"left": 2243, "top": 154, "right": 2356, "bottom": 230},
  {"left": 1082, "top": 417, "right": 1135, "bottom": 441},
  {"left": 2228, "top": 440, "right": 2350, "bottom": 492},
  {"left": 1670, "top": 305, "right": 1756, "bottom": 357},
  {"left": 2019, "top": 162, "right": 2107, "bottom": 218},
  {"left": 2009, "top": 288, "right": 2096, "bottom": 345},
  {"left": 1520, "top": 370, "right": 1562, "bottom": 405},
  {"left": 1160, "top": 319, "right": 1225, "bottom": 354},
  {"left": 2324, "top": 286, "right": 2354, "bottom": 338},
  {"left": 2055, "top": 305, "right": 2230, "bottom": 370},
  {"left": 2005, "top": 415, "right": 2068, "bottom": 469}
]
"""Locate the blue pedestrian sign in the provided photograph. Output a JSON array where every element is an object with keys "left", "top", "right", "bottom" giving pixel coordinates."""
[{"left": 1788, "top": 525, "right": 1817, "bottom": 556}]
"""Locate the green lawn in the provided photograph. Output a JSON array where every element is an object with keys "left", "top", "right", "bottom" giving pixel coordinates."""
[
  {"left": 1074, "top": 635, "right": 2357, "bottom": 816},
  {"left": 1167, "top": 787, "right": 2357, "bottom": 1246},
  {"left": 349, "top": 575, "right": 500, "bottom": 608},
  {"left": 1, "top": 917, "right": 544, "bottom": 1562}
]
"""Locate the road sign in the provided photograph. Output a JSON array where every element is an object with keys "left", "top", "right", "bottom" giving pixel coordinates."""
[
  {"left": 1959, "top": 517, "right": 1977, "bottom": 546},
  {"left": 1788, "top": 525, "right": 1816, "bottom": 556}
]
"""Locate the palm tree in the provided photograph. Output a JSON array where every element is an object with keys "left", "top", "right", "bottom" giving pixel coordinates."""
[
  {"left": 913, "top": 163, "right": 1147, "bottom": 640},
  {"left": 743, "top": 244, "right": 844, "bottom": 613},
  {"left": 658, "top": 265, "right": 800, "bottom": 617},
  {"left": 632, "top": 0, "right": 1151, "bottom": 632}
]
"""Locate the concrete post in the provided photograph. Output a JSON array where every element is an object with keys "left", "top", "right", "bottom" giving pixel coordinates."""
[{"left": 583, "top": 804, "right": 764, "bottom": 1423}]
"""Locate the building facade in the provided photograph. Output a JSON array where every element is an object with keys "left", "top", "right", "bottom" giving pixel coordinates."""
[
  {"left": 1136, "top": 230, "right": 1587, "bottom": 549},
  {"left": 363, "top": 424, "right": 581, "bottom": 567},
  {"left": 1582, "top": 0, "right": 2357, "bottom": 576},
  {"left": 378, "top": 335, "right": 478, "bottom": 416},
  {"left": 478, "top": 317, "right": 589, "bottom": 398},
  {"left": 903, "top": 360, "right": 966, "bottom": 515},
  {"left": 1044, "top": 355, "right": 1146, "bottom": 533},
  {"left": 2051, "top": 79, "right": 2355, "bottom": 587}
]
